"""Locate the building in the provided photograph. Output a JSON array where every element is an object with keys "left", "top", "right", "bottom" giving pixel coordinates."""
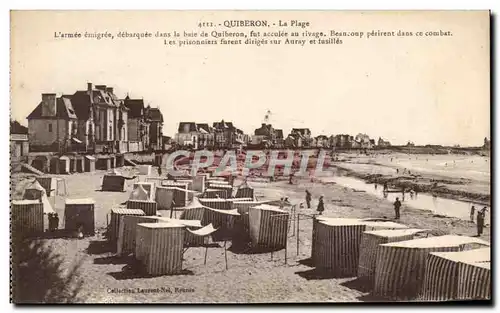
[
  {"left": 27, "top": 93, "right": 79, "bottom": 153},
  {"left": 124, "top": 96, "right": 150, "bottom": 152},
  {"left": 213, "top": 120, "right": 239, "bottom": 149},
  {"left": 10, "top": 120, "right": 29, "bottom": 161},
  {"left": 274, "top": 129, "right": 284, "bottom": 148},
  {"left": 70, "top": 83, "right": 130, "bottom": 153},
  {"left": 290, "top": 128, "right": 312, "bottom": 147},
  {"left": 196, "top": 123, "right": 215, "bottom": 149},
  {"left": 315, "top": 135, "right": 330, "bottom": 148},
  {"left": 484, "top": 137, "right": 491, "bottom": 150},
  {"left": 175, "top": 122, "right": 199, "bottom": 149},
  {"left": 355, "top": 133, "right": 373, "bottom": 149},
  {"left": 146, "top": 107, "right": 164, "bottom": 151},
  {"left": 378, "top": 137, "right": 391, "bottom": 147}
]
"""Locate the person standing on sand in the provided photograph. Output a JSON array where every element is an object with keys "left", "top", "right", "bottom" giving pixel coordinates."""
[
  {"left": 470, "top": 205, "right": 476, "bottom": 222},
  {"left": 317, "top": 196, "right": 325, "bottom": 215},
  {"left": 305, "top": 190, "right": 312, "bottom": 208},
  {"left": 394, "top": 197, "right": 402, "bottom": 220},
  {"left": 476, "top": 209, "right": 485, "bottom": 236}
]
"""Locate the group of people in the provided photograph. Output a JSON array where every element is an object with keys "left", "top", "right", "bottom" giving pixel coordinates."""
[
  {"left": 470, "top": 205, "right": 489, "bottom": 237},
  {"left": 305, "top": 190, "right": 325, "bottom": 215}
]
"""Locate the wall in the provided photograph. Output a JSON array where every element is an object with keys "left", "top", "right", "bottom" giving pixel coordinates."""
[
  {"left": 28, "top": 119, "right": 68, "bottom": 145},
  {"left": 128, "top": 118, "right": 140, "bottom": 142}
]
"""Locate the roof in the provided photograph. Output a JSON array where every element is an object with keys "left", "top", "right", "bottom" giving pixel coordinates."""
[
  {"left": 213, "top": 120, "right": 235, "bottom": 130},
  {"left": 124, "top": 97, "right": 145, "bottom": 118},
  {"left": 178, "top": 122, "right": 198, "bottom": 133},
  {"left": 318, "top": 218, "right": 366, "bottom": 226},
  {"left": 10, "top": 121, "right": 28, "bottom": 134},
  {"left": 146, "top": 107, "right": 164, "bottom": 122},
  {"left": 196, "top": 123, "right": 211, "bottom": 133},
  {"left": 137, "top": 222, "right": 184, "bottom": 229},
  {"left": 65, "top": 198, "right": 95, "bottom": 205},
  {"left": 275, "top": 129, "right": 284, "bottom": 138},
  {"left": 251, "top": 204, "right": 286, "bottom": 212},
  {"left": 430, "top": 247, "right": 490, "bottom": 263},
  {"left": 291, "top": 128, "right": 311, "bottom": 135},
  {"left": 381, "top": 235, "right": 490, "bottom": 248},
  {"left": 364, "top": 228, "right": 428, "bottom": 238},
  {"left": 111, "top": 208, "right": 146, "bottom": 215},
  {"left": 27, "top": 97, "right": 78, "bottom": 120}
]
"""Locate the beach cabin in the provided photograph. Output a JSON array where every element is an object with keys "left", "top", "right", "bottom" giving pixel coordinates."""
[
  {"left": 84, "top": 155, "right": 96, "bottom": 172},
  {"left": 155, "top": 186, "right": 175, "bottom": 210},
  {"left": 117, "top": 215, "right": 159, "bottom": 256},
  {"left": 102, "top": 175, "right": 126, "bottom": 192},
  {"left": 108, "top": 208, "right": 145, "bottom": 244},
  {"left": 420, "top": 248, "right": 490, "bottom": 301},
  {"left": 373, "top": 235, "right": 489, "bottom": 300},
  {"left": 135, "top": 222, "right": 185, "bottom": 275},
  {"left": 248, "top": 204, "right": 289, "bottom": 250},
  {"left": 64, "top": 198, "right": 95, "bottom": 235},
  {"left": 11, "top": 199, "right": 44, "bottom": 237},
  {"left": 203, "top": 188, "right": 230, "bottom": 199},
  {"left": 137, "top": 165, "right": 152, "bottom": 176},
  {"left": 133, "top": 182, "right": 155, "bottom": 200},
  {"left": 457, "top": 260, "right": 491, "bottom": 300},
  {"left": 357, "top": 228, "right": 426, "bottom": 283},
  {"left": 59, "top": 156, "right": 70, "bottom": 174},
  {"left": 127, "top": 199, "right": 157, "bottom": 216}
]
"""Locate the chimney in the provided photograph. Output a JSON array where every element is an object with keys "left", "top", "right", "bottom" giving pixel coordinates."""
[
  {"left": 261, "top": 123, "right": 266, "bottom": 127},
  {"left": 95, "top": 85, "right": 107, "bottom": 91},
  {"left": 41, "top": 93, "right": 57, "bottom": 117},
  {"left": 106, "top": 87, "right": 114, "bottom": 94}
]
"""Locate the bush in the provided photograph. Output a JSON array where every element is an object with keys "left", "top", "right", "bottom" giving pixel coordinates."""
[{"left": 11, "top": 235, "right": 84, "bottom": 303}]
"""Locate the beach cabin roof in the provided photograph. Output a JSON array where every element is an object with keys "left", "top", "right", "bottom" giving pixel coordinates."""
[
  {"left": 430, "top": 247, "right": 490, "bottom": 263},
  {"left": 251, "top": 204, "right": 287, "bottom": 213},
  {"left": 381, "top": 235, "right": 490, "bottom": 249},
  {"left": 65, "top": 198, "right": 95, "bottom": 205}
]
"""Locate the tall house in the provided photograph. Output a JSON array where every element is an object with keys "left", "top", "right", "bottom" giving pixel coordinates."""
[
  {"left": 146, "top": 107, "right": 164, "bottom": 151},
  {"left": 196, "top": 123, "right": 215, "bottom": 149},
  {"left": 27, "top": 93, "right": 78, "bottom": 152},
  {"left": 124, "top": 96, "right": 150, "bottom": 151},
  {"left": 176, "top": 122, "right": 199, "bottom": 149},
  {"left": 70, "top": 83, "right": 129, "bottom": 153},
  {"left": 213, "top": 120, "right": 240, "bottom": 149}
]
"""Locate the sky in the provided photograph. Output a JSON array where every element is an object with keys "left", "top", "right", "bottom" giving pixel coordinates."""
[{"left": 10, "top": 11, "right": 490, "bottom": 146}]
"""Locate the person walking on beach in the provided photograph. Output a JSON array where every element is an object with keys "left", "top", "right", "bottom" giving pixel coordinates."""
[
  {"left": 394, "top": 197, "right": 402, "bottom": 220},
  {"left": 305, "top": 190, "right": 312, "bottom": 209},
  {"left": 383, "top": 182, "right": 388, "bottom": 191},
  {"left": 476, "top": 209, "right": 485, "bottom": 236},
  {"left": 470, "top": 205, "right": 476, "bottom": 222},
  {"left": 317, "top": 196, "right": 325, "bottom": 215}
]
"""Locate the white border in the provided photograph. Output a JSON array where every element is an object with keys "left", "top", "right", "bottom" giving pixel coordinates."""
[{"left": 2, "top": 0, "right": 498, "bottom": 312}]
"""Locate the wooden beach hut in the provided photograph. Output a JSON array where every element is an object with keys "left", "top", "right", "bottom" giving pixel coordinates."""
[
  {"left": 135, "top": 222, "right": 185, "bottom": 276},
  {"left": 108, "top": 208, "right": 145, "bottom": 244},
  {"left": 373, "top": 235, "right": 490, "bottom": 300},
  {"left": 192, "top": 175, "right": 206, "bottom": 192},
  {"left": 64, "top": 198, "right": 95, "bottom": 235},
  {"left": 235, "top": 182, "right": 254, "bottom": 199},
  {"left": 248, "top": 204, "right": 289, "bottom": 250},
  {"left": 420, "top": 248, "right": 490, "bottom": 301},
  {"left": 11, "top": 199, "right": 44, "bottom": 237},
  {"left": 102, "top": 175, "right": 126, "bottom": 192},
  {"left": 84, "top": 155, "right": 96, "bottom": 172},
  {"left": 161, "top": 181, "right": 190, "bottom": 207},
  {"left": 199, "top": 198, "right": 231, "bottom": 211},
  {"left": 203, "top": 207, "right": 240, "bottom": 242},
  {"left": 202, "top": 188, "right": 230, "bottom": 199},
  {"left": 58, "top": 156, "right": 70, "bottom": 174}
]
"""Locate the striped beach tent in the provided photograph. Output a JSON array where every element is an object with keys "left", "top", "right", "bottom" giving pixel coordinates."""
[
  {"left": 311, "top": 217, "right": 408, "bottom": 274},
  {"left": 248, "top": 204, "right": 289, "bottom": 250},
  {"left": 358, "top": 228, "right": 427, "bottom": 283},
  {"left": 231, "top": 200, "right": 266, "bottom": 244},
  {"left": 199, "top": 198, "right": 231, "bottom": 211},
  {"left": 133, "top": 182, "right": 155, "bottom": 201},
  {"left": 155, "top": 186, "right": 175, "bottom": 210},
  {"left": 135, "top": 222, "right": 185, "bottom": 276},
  {"left": 457, "top": 260, "right": 491, "bottom": 300},
  {"left": 158, "top": 217, "right": 205, "bottom": 247},
  {"left": 202, "top": 188, "right": 230, "bottom": 199},
  {"left": 117, "top": 215, "right": 159, "bottom": 256},
  {"left": 161, "top": 181, "right": 190, "bottom": 207},
  {"left": 22, "top": 180, "right": 55, "bottom": 214},
  {"left": 421, "top": 248, "right": 490, "bottom": 301},
  {"left": 108, "top": 208, "right": 145, "bottom": 244},
  {"left": 179, "top": 198, "right": 208, "bottom": 245},
  {"left": 373, "top": 235, "right": 490, "bottom": 300},
  {"left": 11, "top": 199, "right": 44, "bottom": 237},
  {"left": 127, "top": 200, "right": 157, "bottom": 216},
  {"left": 235, "top": 182, "right": 254, "bottom": 199},
  {"left": 203, "top": 207, "right": 240, "bottom": 242},
  {"left": 312, "top": 218, "right": 366, "bottom": 276}
]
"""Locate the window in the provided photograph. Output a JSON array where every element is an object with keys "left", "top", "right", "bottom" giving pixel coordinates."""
[
  {"left": 109, "top": 126, "right": 112, "bottom": 140},
  {"left": 48, "top": 124, "right": 52, "bottom": 132}
]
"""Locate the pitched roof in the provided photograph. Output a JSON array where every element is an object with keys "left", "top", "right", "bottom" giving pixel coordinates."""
[
  {"left": 146, "top": 107, "right": 164, "bottom": 122},
  {"left": 178, "top": 122, "right": 198, "bottom": 132},
  {"left": 291, "top": 128, "right": 311, "bottom": 136},
  {"left": 124, "top": 97, "right": 145, "bottom": 118},
  {"left": 27, "top": 97, "right": 78, "bottom": 120},
  {"left": 69, "top": 91, "right": 92, "bottom": 120},
  {"left": 196, "top": 123, "right": 211, "bottom": 133},
  {"left": 10, "top": 120, "right": 28, "bottom": 134}
]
